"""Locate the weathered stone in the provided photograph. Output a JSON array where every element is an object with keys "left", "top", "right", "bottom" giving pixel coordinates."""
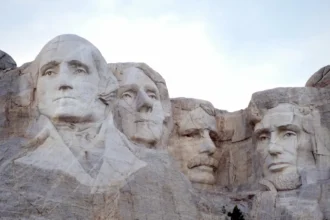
[
  {"left": 0, "top": 34, "right": 197, "bottom": 219},
  {"left": 109, "top": 62, "right": 172, "bottom": 149},
  {"left": 168, "top": 98, "right": 222, "bottom": 187},
  {"left": 2, "top": 34, "right": 330, "bottom": 220},
  {"left": 306, "top": 65, "right": 330, "bottom": 88},
  {"left": 247, "top": 87, "right": 330, "bottom": 219},
  {"left": 0, "top": 50, "right": 16, "bottom": 71}
]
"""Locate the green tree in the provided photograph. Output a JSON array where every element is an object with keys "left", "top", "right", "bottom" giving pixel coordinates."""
[{"left": 227, "top": 206, "right": 244, "bottom": 220}]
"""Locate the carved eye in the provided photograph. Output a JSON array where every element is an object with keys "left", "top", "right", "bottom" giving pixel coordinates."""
[
  {"left": 123, "top": 94, "right": 131, "bottom": 98},
  {"left": 146, "top": 91, "right": 157, "bottom": 100},
  {"left": 122, "top": 92, "right": 133, "bottom": 99},
  {"left": 148, "top": 93, "right": 157, "bottom": 99},
  {"left": 183, "top": 133, "right": 193, "bottom": 138},
  {"left": 75, "top": 68, "right": 86, "bottom": 74},
  {"left": 42, "top": 69, "right": 55, "bottom": 76},
  {"left": 183, "top": 131, "right": 200, "bottom": 138},
  {"left": 283, "top": 131, "right": 296, "bottom": 139},
  {"left": 258, "top": 134, "right": 269, "bottom": 142}
]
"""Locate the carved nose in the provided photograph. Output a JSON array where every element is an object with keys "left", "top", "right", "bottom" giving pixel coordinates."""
[
  {"left": 57, "top": 66, "right": 73, "bottom": 91},
  {"left": 268, "top": 142, "right": 283, "bottom": 155},
  {"left": 199, "top": 131, "right": 216, "bottom": 155},
  {"left": 59, "top": 85, "right": 73, "bottom": 91},
  {"left": 136, "top": 91, "right": 153, "bottom": 113}
]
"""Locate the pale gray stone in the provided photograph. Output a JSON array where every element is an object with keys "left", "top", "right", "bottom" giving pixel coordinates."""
[
  {"left": 109, "top": 62, "right": 172, "bottom": 149},
  {"left": 168, "top": 98, "right": 221, "bottom": 186},
  {"left": 3, "top": 33, "right": 330, "bottom": 220}
]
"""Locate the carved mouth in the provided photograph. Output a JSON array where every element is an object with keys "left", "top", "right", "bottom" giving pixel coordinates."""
[
  {"left": 268, "top": 162, "right": 290, "bottom": 171},
  {"left": 53, "top": 96, "right": 76, "bottom": 102},
  {"left": 135, "top": 119, "right": 150, "bottom": 122},
  {"left": 187, "top": 155, "right": 219, "bottom": 172}
]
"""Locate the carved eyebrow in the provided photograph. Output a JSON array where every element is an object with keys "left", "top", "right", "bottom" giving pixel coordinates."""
[
  {"left": 118, "top": 84, "right": 138, "bottom": 94},
  {"left": 277, "top": 124, "right": 300, "bottom": 132},
  {"left": 144, "top": 85, "right": 159, "bottom": 98},
  {"left": 179, "top": 128, "right": 201, "bottom": 136},
  {"left": 144, "top": 85, "right": 157, "bottom": 92},
  {"left": 40, "top": 60, "right": 59, "bottom": 74},
  {"left": 67, "top": 60, "right": 90, "bottom": 73},
  {"left": 254, "top": 128, "right": 270, "bottom": 137}
]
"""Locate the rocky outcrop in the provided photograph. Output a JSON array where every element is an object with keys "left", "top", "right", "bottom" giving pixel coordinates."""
[
  {"left": 306, "top": 65, "right": 330, "bottom": 88},
  {"left": 2, "top": 34, "right": 330, "bottom": 219},
  {"left": 0, "top": 50, "right": 16, "bottom": 71}
]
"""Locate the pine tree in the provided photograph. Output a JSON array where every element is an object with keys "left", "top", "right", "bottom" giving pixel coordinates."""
[{"left": 227, "top": 205, "right": 245, "bottom": 220}]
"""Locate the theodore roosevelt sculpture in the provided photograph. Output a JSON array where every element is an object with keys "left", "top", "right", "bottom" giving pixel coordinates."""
[{"left": 168, "top": 98, "right": 221, "bottom": 185}]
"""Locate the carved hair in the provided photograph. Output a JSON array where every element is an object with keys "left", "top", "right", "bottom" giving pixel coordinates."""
[
  {"left": 248, "top": 101, "right": 313, "bottom": 133},
  {"left": 170, "top": 98, "right": 216, "bottom": 125}
]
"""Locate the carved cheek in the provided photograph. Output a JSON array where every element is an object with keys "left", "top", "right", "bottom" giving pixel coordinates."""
[
  {"left": 186, "top": 145, "right": 198, "bottom": 162},
  {"left": 118, "top": 99, "right": 134, "bottom": 112},
  {"left": 153, "top": 102, "right": 165, "bottom": 121},
  {"left": 36, "top": 82, "right": 51, "bottom": 104},
  {"left": 257, "top": 142, "right": 269, "bottom": 157},
  {"left": 283, "top": 139, "right": 298, "bottom": 162},
  {"left": 213, "top": 149, "right": 222, "bottom": 161}
]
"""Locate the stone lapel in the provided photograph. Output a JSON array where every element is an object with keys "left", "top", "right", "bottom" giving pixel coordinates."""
[{"left": 15, "top": 115, "right": 146, "bottom": 192}]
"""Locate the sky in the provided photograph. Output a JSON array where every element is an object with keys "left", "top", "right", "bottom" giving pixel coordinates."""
[{"left": 1, "top": 0, "right": 330, "bottom": 111}]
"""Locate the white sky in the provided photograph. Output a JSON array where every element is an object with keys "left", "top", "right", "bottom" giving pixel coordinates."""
[{"left": 1, "top": 0, "right": 330, "bottom": 111}]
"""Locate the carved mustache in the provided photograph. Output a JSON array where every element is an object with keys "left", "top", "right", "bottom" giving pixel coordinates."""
[{"left": 187, "top": 154, "right": 219, "bottom": 170}]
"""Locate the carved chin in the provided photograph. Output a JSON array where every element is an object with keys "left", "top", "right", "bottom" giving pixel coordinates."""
[
  {"left": 51, "top": 107, "right": 93, "bottom": 123},
  {"left": 266, "top": 172, "right": 302, "bottom": 191},
  {"left": 128, "top": 124, "right": 162, "bottom": 147},
  {"left": 187, "top": 168, "right": 216, "bottom": 185}
]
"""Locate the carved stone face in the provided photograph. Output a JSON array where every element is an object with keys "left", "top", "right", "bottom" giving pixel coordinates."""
[
  {"left": 254, "top": 104, "right": 307, "bottom": 190},
  {"left": 36, "top": 43, "right": 102, "bottom": 123},
  {"left": 171, "top": 107, "right": 221, "bottom": 185},
  {"left": 114, "top": 67, "right": 165, "bottom": 147}
]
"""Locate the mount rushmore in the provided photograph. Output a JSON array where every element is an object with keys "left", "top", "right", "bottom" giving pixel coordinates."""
[{"left": 1, "top": 34, "right": 330, "bottom": 219}]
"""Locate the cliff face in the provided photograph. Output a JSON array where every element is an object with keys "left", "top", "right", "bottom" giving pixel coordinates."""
[{"left": 1, "top": 35, "right": 330, "bottom": 220}]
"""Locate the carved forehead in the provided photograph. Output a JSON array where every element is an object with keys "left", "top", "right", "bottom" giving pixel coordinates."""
[
  {"left": 118, "top": 67, "right": 158, "bottom": 90},
  {"left": 254, "top": 104, "right": 304, "bottom": 131},
  {"left": 36, "top": 34, "right": 103, "bottom": 70},
  {"left": 177, "top": 107, "right": 217, "bottom": 134}
]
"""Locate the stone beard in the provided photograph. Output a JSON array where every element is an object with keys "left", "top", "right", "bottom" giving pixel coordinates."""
[
  {"left": 253, "top": 103, "right": 316, "bottom": 190},
  {"left": 114, "top": 66, "right": 165, "bottom": 148},
  {"left": 169, "top": 100, "right": 221, "bottom": 185}
]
